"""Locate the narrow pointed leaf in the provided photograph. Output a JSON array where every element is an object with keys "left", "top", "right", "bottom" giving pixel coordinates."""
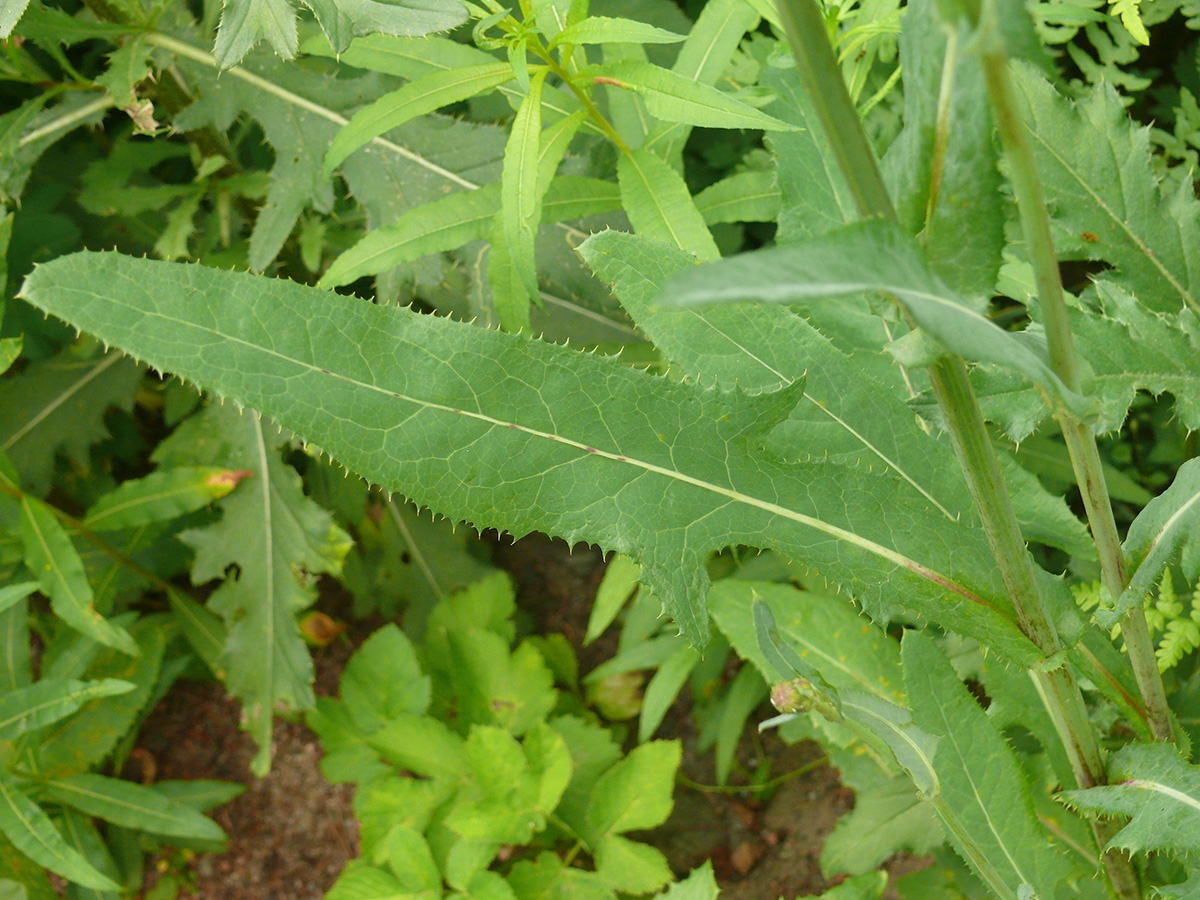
[
  {"left": 549, "top": 16, "right": 683, "bottom": 47},
  {"left": 320, "top": 176, "right": 620, "bottom": 288},
  {"left": 0, "top": 583, "right": 35, "bottom": 617},
  {"left": 324, "top": 64, "right": 515, "bottom": 175},
  {"left": 0, "top": 678, "right": 133, "bottom": 741},
  {"left": 593, "top": 60, "right": 797, "bottom": 132},
  {"left": 660, "top": 218, "right": 1093, "bottom": 418},
  {"left": 499, "top": 70, "right": 547, "bottom": 316},
  {"left": 20, "top": 253, "right": 1042, "bottom": 660},
  {"left": 0, "top": 772, "right": 121, "bottom": 892},
  {"left": 1113, "top": 457, "right": 1200, "bottom": 620},
  {"left": 43, "top": 774, "right": 226, "bottom": 841},
  {"left": 82, "top": 467, "right": 243, "bottom": 531},
  {"left": 644, "top": 0, "right": 760, "bottom": 162},
  {"left": 17, "top": 496, "right": 138, "bottom": 655},
  {"left": 618, "top": 148, "right": 719, "bottom": 261},
  {"left": 301, "top": 33, "right": 497, "bottom": 78}
]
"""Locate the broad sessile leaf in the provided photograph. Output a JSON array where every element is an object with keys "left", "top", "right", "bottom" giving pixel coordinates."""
[
  {"left": 1013, "top": 65, "right": 1200, "bottom": 317},
  {"left": 1060, "top": 742, "right": 1200, "bottom": 860},
  {"left": 20, "top": 252, "right": 1044, "bottom": 663}
]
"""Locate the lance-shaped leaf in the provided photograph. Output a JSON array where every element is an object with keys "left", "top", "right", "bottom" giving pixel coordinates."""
[
  {"left": 43, "top": 774, "right": 226, "bottom": 842},
  {"left": 549, "top": 16, "right": 683, "bottom": 47},
  {"left": 324, "top": 64, "right": 516, "bottom": 176},
  {"left": 1110, "top": 457, "right": 1200, "bottom": 621},
  {"left": 592, "top": 59, "right": 797, "bottom": 133},
  {"left": 618, "top": 149, "right": 719, "bottom": 261},
  {"left": 1060, "top": 742, "right": 1200, "bottom": 859},
  {"left": 320, "top": 176, "right": 620, "bottom": 288},
  {"left": 495, "top": 69, "right": 548, "bottom": 323},
  {"left": 82, "top": 466, "right": 245, "bottom": 531},
  {"left": 659, "top": 218, "right": 1093, "bottom": 419},
  {"left": 0, "top": 772, "right": 120, "bottom": 891},
  {"left": 0, "top": 679, "right": 133, "bottom": 741},
  {"left": 693, "top": 170, "right": 780, "bottom": 226},
  {"left": 644, "top": 0, "right": 761, "bottom": 164},
  {"left": 903, "top": 631, "right": 1077, "bottom": 900},
  {"left": 20, "top": 253, "right": 1042, "bottom": 662},
  {"left": 16, "top": 495, "right": 138, "bottom": 655}
]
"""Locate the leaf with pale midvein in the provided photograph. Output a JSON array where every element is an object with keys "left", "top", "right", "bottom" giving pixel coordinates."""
[
  {"left": 579, "top": 230, "right": 1093, "bottom": 558},
  {"left": 0, "top": 771, "right": 120, "bottom": 891},
  {"left": 320, "top": 176, "right": 620, "bottom": 288},
  {"left": 302, "top": 0, "right": 466, "bottom": 55},
  {"left": 0, "top": 679, "right": 132, "bottom": 742},
  {"left": 902, "top": 631, "right": 1076, "bottom": 900},
  {"left": 1111, "top": 458, "right": 1200, "bottom": 620},
  {"left": 43, "top": 774, "right": 226, "bottom": 841},
  {"left": 156, "top": 403, "right": 352, "bottom": 775},
  {"left": 618, "top": 149, "right": 719, "bottom": 262},
  {"left": 1012, "top": 65, "right": 1200, "bottom": 316},
  {"left": 693, "top": 170, "right": 780, "bottom": 225},
  {"left": 16, "top": 495, "right": 139, "bottom": 655},
  {"left": 21, "top": 253, "right": 1041, "bottom": 661},
  {"left": 881, "top": 0, "right": 1003, "bottom": 298},
  {"left": 499, "top": 70, "right": 547, "bottom": 314},
  {"left": 301, "top": 32, "right": 497, "bottom": 77},
  {"left": 1060, "top": 742, "right": 1200, "bottom": 858},
  {"left": 592, "top": 60, "right": 796, "bottom": 133},
  {"left": 549, "top": 16, "right": 683, "bottom": 47},
  {"left": 643, "top": 0, "right": 761, "bottom": 164},
  {"left": 324, "top": 64, "right": 516, "bottom": 176},
  {"left": 659, "top": 219, "right": 1093, "bottom": 419}
]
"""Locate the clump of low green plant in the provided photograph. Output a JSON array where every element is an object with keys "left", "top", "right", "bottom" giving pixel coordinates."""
[{"left": 309, "top": 571, "right": 691, "bottom": 900}]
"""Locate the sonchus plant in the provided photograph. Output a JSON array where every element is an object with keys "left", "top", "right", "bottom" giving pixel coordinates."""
[{"left": 5, "top": 0, "right": 1200, "bottom": 895}]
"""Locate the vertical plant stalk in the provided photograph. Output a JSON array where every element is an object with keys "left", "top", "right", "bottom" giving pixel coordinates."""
[
  {"left": 771, "top": 1, "right": 1140, "bottom": 895},
  {"left": 770, "top": 0, "right": 894, "bottom": 219},
  {"left": 972, "top": 0, "right": 1173, "bottom": 745}
]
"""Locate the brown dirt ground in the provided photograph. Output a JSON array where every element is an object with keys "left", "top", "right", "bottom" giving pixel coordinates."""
[{"left": 131, "top": 535, "right": 927, "bottom": 900}]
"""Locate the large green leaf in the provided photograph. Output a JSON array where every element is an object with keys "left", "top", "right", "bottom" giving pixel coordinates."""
[
  {"left": 20, "top": 252, "right": 1042, "bottom": 661},
  {"left": 154, "top": 403, "right": 351, "bottom": 775},
  {"left": 902, "top": 631, "right": 1077, "bottom": 900},
  {"left": 1012, "top": 66, "right": 1200, "bottom": 316},
  {"left": 659, "top": 218, "right": 1092, "bottom": 419},
  {"left": 580, "top": 230, "right": 1092, "bottom": 558}
]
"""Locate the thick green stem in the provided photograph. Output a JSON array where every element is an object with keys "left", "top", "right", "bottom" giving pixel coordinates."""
[
  {"left": 973, "top": 2, "right": 1173, "bottom": 745},
  {"left": 771, "top": 0, "right": 894, "bottom": 219},
  {"left": 774, "top": 2, "right": 1141, "bottom": 895}
]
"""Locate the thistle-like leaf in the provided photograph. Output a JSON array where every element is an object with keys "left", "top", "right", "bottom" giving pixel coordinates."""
[
  {"left": 1060, "top": 742, "right": 1200, "bottom": 859},
  {"left": 20, "top": 252, "right": 1047, "bottom": 662}
]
